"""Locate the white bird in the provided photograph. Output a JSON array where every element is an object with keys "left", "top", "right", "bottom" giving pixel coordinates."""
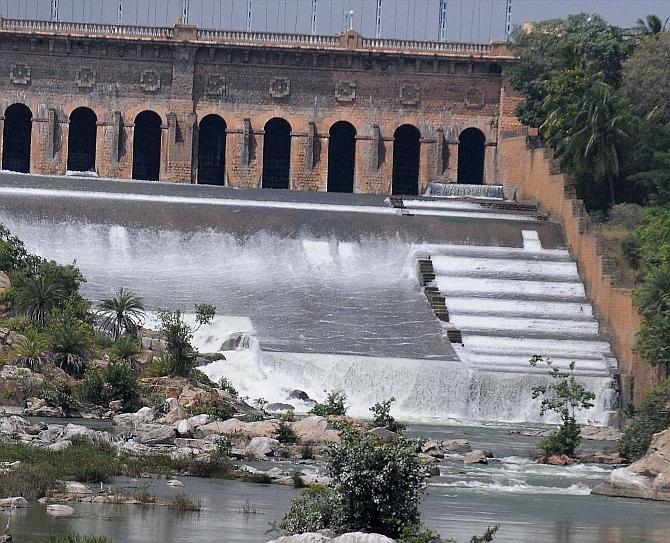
[
  {"left": 4, "top": 516, "right": 10, "bottom": 535},
  {"left": 100, "top": 481, "right": 104, "bottom": 492}
]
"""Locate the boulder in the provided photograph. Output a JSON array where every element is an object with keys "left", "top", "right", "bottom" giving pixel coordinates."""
[
  {"left": 0, "top": 415, "right": 28, "bottom": 434},
  {"left": 47, "top": 440, "right": 72, "bottom": 451},
  {"left": 266, "top": 535, "right": 331, "bottom": 543},
  {"left": 291, "top": 416, "right": 340, "bottom": 445},
  {"left": 187, "top": 414, "right": 210, "bottom": 428},
  {"left": 166, "top": 479, "right": 183, "bottom": 487},
  {"left": 266, "top": 403, "right": 295, "bottom": 413},
  {"left": 175, "top": 419, "right": 194, "bottom": 437},
  {"left": 46, "top": 504, "right": 75, "bottom": 517},
  {"left": 421, "top": 440, "right": 445, "bottom": 458},
  {"left": 332, "top": 534, "right": 395, "bottom": 543},
  {"left": 196, "top": 353, "right": 226, "bottom": 366},
  {"left": 108, "top": 400, "right": 123, "bottom": 412},
  {"left": 159, "top": 398, "right": 189, "bottom": 424},
  {"left": 593, "top": 427, "right": 670, "bottom": 501},
  {"left": 368, "top": 427, "right": 400, "bottom": 443},
  {"left": 244, "top": 437, "right": 280, "bottom": 459},
  {"left": 136, "top": 425, "right": 175, "bottom": 445},
  {"left": 545, "top": 454, "right": 575, "bottom": 466},
  {"left": 580, "top": 426, "right": 623, "bottom": 441},
  {"left": 443, "top": 439, "right": 472, "bottom": 454},
  {"left": 0, "top": 271, "right": 10, "bottom": 293},
  {"left": 219, "top": 332, "right": 250, "bottom": 351},
  {"left": 0, "top": 497, "right": 28, "bottom": 509},
  {"left": 0, "top": 365, "right": 42, "bottom": 407},
  {"left": 196, "top": 418, "right": 279, "bottom": 440},
  {"left": 463, "top": 450, "right": 488, "bottom": 465},
  {"left": 113, "top": 406, "right": 155, "bottom": 428},
  {"left": 63, "top": 481, "right": 92, "bottom": 498},
  {"left": 288, "top": 389, "right": 311, "bottom": 402}
]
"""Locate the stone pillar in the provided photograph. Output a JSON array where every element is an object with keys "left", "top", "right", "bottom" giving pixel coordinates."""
[
  {"left": 0, "top": 114, "right": 4, "bottom": 170},
  {"left": 31, "top": 105, "right": 67, "bottom": 175}
]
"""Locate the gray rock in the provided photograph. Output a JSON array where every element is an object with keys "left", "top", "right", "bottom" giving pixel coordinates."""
[
  {"left": 368, "top": 427, "right": 400, "bottom": 443},
  {"left": 266, "top": 403, "right": 295, "bottom": 413},
  {"left": 46, "top": 504, "right": 75, "bottom": 517},
  {"left": 47, "top": 440, "right": 72, "bottom": 451},
  {"left": 175, "top": 419, "right": 194, "bottom": 437},
  {"left": 244, "top": 436, "right": 280, "bottom": 459},
  {"left": 266, "top": 534, "right": 331, "bottom": 543},
  {"left": 219, "top": 332, "right": 250, "bottom": 351},
  {"left": 443, "top": 439, "right": 472, "bottom": 454},
  {"left": 64, "top": 481, "right": 92, "bottom": 498},
  {"left": 159, "top": 398, "right": 188, "bottom": 424},
  {"left": 463, "top": 450, "right": 488, "bottom": 465},
  {"left": 287, "top": 389, "right": 311, "bottom": 402},
  {"left": 0, "top": 497, "right": 28, "bottom": 508},
  {"left": 136, "top": 425, "right": 175, "bottom": 445}
]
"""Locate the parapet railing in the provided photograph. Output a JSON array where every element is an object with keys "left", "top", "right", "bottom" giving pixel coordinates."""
[{"left": 0, "top": 18, "right": 502, "bottom": 56}]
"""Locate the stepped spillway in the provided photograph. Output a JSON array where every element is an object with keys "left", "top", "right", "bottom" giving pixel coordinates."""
[{"left": 0, "top": 173, "right": 618, "bottom": 423}]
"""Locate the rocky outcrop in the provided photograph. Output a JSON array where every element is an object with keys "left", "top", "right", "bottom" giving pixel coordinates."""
[
  {"left": 463, "top": 450, "right": 488, "bottom": 465},
  {"left": 593, "top": 427, "right": 670, "bottom": 501},
  {"left": 291, "top": 416, "right": 340, "bottom": 445},
  {"left": 580, "top": 426, "right": 623, "bottom": 442},
  {"left": 0, "top": 497, "right": 28, "bottom": 509},
  {"left": 266, "top": 534, "right": 394, "bottom": 543}
]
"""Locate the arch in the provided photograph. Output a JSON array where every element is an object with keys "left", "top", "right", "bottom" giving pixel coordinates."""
[
  {"left": 457, "top": 127, "right": 486, "bottom": 184},
  {"left": 132, "top": 110, "right": 162, "bottom": 181},
  {"left": 262, "top": 117, "right": 291, "bottom": 189},
  {"left": 327, "top": 121, "right": 357, "bottom": 193},
  {"left": 197, "top": 114, "right": 227, "bottom": 185},
  {"left": 391, "top": 124, "right": 421, "bottom": 196},
  {"left": 67, "top": 107, "right": 97, "bottom": 172},
  {"left": 2, "top": 103, "right": 32, "bottom": 173}
]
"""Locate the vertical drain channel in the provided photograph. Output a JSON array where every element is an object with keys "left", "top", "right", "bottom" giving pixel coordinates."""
[{"left": 416, "top": 254, "right": 463, "bottom": 344}]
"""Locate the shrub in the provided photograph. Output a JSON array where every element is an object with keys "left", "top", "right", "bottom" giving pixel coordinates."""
[
  {"left": 144, "top": 353, "right": 175, "bottom": 377},
  {"left": 219, "top": 376, "right": 238, "bottom": 396},
  {"left": 13, "top": 274, "right": 64, "bottom": 328},
  {"left": 96, "top": 288, "right": 145, "bottom": 340},
  {"left": 399, "top": 524, "right": 442, "bottom": 543},
  {"left": 275, "top": 421, "right": 298, "bottom": 444},
  {"left": 621, "top": 233, "right": 642, "bottom": 268},
  {"left": 279, "top": 486, "right": 335, "bottom": 534},
  {"left": 619, "top": 379, "right": 670, "bottom": 460},
  {"left": 170, "top": 493, "right": 201, "bottom": 512},
  {"left": 190, "top": 402, "right": 234, "bottom": 421},
  {"left": 529, "top": 356, "right": 596, "bottom": 457},
  {"left": 48, "top": 531, "right": 111, "bottom": 543},
  {"left": 110, "top": 334, "right": 140, "bottom": 361},
  {"left": 608, "top": 203, "right": 644, "bottom": 229},
  {"left": 370, "top": 397, "right": 405, "bottom": 434},
  {"left": 77, "top": 360, "right": 139, "bottom": 411},
  {"left": 48, "top": 314, "right": 93, "bottom": 376},
  {"left": 10, "top": 329, "right": 52, "bottom": 370},
  {"left": 301, "top": 443, "right": 315, "bottom": 460},
  {"left": 40, "top": 380, "right": 74, "bottom": 412},
  {"left": 310, "top": 390, "right": 347, "bottom": 416}
]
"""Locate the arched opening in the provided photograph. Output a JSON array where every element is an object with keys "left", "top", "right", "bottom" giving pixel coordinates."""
[
  {"left": 197, "top": 114, "right": 227, "bottom": 185},
  {"left": 2, "top": 103, "right": 32, "bottom": 173},
  {"left": 327, "top": 121, "right": 357, "bottom": 193},
  {"left": 67, "top": 107, "right": 97, "bottom": 172},
  {"left": 457, "top": 128, "right": 486, "bottom": 184},
  {"left": 132, "top": 110, "right": 162, "bottom": 181},
  {"left": 262, "top": 117, "right": 291, "bottom": 189},
  {"left": 392, "top": 124, "right": 421, "bottom": 195}
]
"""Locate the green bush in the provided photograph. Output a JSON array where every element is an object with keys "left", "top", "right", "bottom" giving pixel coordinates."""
[
  {"left": 621, "top": 233, "right": 642, "bottom": 268},
  {"left": 77, "top": 359, "right": 139, "bottom": 411},
  {"left": 619, "top": 379, "right": 670, "bottom": 460},
  {"left": 219, "top": 376, "right": 238, "bottom": 396},
  {"left": 48, "top": 313, "right": 93, "bottom": 376},
  {"left": 9, "top": 329, "right": 52, "bottom": 370},
  {"left": 310, "top": 390, "right": 347, "bottom": 416},
  {"left": 190, "top": 403, "right": 234, "bottom": 421},
  {"left": 40, "top": 380, "right": 74, "bottom": 412},
  {"left": 110, "top": 334, "right": 140, "bottom": 361},
  {"left": 279, "top": 486, "right": 335, "bottom": 534},
  {"left": 370, "top": 397, "right": 405, "bottom": 434},
  {"left": 275, "top": 421, "right": 298, "bottom": 443},
  {"left": 144, "top": 353, "right": 175, "bottom": 377}
]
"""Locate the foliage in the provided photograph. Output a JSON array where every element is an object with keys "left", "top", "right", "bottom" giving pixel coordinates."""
[
  {"left": 470, "top": 526, "right": 500, "bottom": 543},
  {"left": 190, "top": 402, "right": 234, "bottom": 421},
  {"left": 40, "top": 380, "right": 74, "bottom": 412},
  {"left": 13, "top": 274, "right": 65, "bottom": 328},
  {"left": 97, "top": 288, "right": 145, "bottom": 340},
  {"left": 635, "top": 14, "right": 668, "bottom": 36},
  {"left": 370, "top": 397, "right": 405, "bottom": 434},
  {"left": 529, "top": 356, "right": 596, "bottom": 456},
  {"left": 310, "top": 390, "right": 347, "bottom": 416},
  {"left": 143, "top": 353, "right": 176, "bottom": 377},
  {"left": 279, "top": 486, "right": 336, "bottom": 534},
  {"left": 9, "top": 329, "right": 52, "bottom": 370},
  {"left": 170, "top": 493, "right": 201, "bottom": 512},
  {"left": 619, "top": 379, "right": 670, "bottom": 460},
  {"left": 622, "top": 31, "right": 670, "bottom": 124},
  {"left": 47, "top": 311, "right": 93, "bottom": 376},
  {"left": 110, "top": 334, "right": 140, "bottom": 361},
  {"left": 218, "top": 376, "right": 238, "bottom": 397},
  {"left": 157, "top": 304, "right": 215, "bottom": 377},
  {"left": 399, "top": 524, "right": 443, "bottom": 543},
  {"left": 48, "top": 531, "right": 111, "bottom": 543},
  {"left": 0, "top": 223, "right": 40, "bottom": 275},
  {"left": 77, "top": 359, "right": 139, "bottom": 411},
  {"left": 275, "top": 421, "right": 298, "bottom": 443}
]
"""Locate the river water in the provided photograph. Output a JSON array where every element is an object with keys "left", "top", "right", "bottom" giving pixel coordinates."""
[{"left": 4, "top": 422, "right": 670, "bottom": 543}]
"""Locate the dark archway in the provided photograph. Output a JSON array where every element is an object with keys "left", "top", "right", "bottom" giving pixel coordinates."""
[
  {"left": 262, "top": 117, "right": 291, "bottom": 189},
  {"left": 327, "top": 121, "right": 357, "bottom": 193},
  {"left": 132, "top": 110, "right": 162, "bottom": 181},
  {"left": 457, "top": 128, "right": 486, "bottom": 184},
  {"left": 67, "top": 107, "right": 97, "bottom": 172},
  {"left": 197, "top": 114, "right": 227, "bottom": 185},
  {"left": 2, "top": 103, "right": 32, "bottom": 173},
  {"left": 392, "top": 124, "right": 421, "bottom": 195}
]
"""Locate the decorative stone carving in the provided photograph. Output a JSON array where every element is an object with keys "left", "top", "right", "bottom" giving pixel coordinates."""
[
  {"left": 139, "top": 69, "right": 161, "bottom": 92},
  {"left": 10, "top": 64, "right": 30, "bottom": 85},
  {"left": 399, "top": 83, "right": 419, "bottom": 105},
  {"left": 269, "top": 77, "right": 290, "bottom": 98},
  {"left": 206, "top": 75, "right": 226, "bottom": 97},
  {"left": 76, "top": 67, "right": 96, "bottom": 89},
  {"left": 466, "top": 88, "right": 484, "bottom": 109},
  {"left": 335, "top": 81, "right": 356, "bottom": 102}
]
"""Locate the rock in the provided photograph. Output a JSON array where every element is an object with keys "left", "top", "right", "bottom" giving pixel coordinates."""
[
  {"left": 288, "top": 389, "right": 311, "bottom": 402},
  {"left": 219, "top": 332, "right": 250, "bottom": 351},
  {"left": 245, "top": 436, "right": 280, "bottom": 458},
  {"left": 593, "top": 427, "right": 670, "bottom": 501},
  {"left": 291, "top": 416, "right": 340, "bottom": 445},
  {"left": 421, "top": 440, "right": 445, "bottom": 458},
  {"left": 0, "top": 271, "right": 10, "bottom": 293},
  {"left": 166, "top": 479, "right": 183, "bottom": 487},
  {"left": 0, "top": 497, "right": 28, "bottom": 509},
  {"left": 113, "top": 406, "right": 155, "bottom": 428},
  {"left": 576, "top": 451, "right": 624, "bottom": 464},
  {"left": 0, "top": 415, "right": 28, "bottom": 434},
  {"left": 266, "top": 403, "right": 295, "bottom": 413},
  {"left": 47, "top": 440, "right": 72, "bottom": 451},
  {"left": 443, "top": 439, "right": 472, "bottom": 454},
  {"left": 197, "top": 418, "right": 279, "bottom": 440},
  {"left": 136, "top": 425, "right": 175, "bottom": 445},
  {"left": 196, "top": 352, "right": 226, "bottom": 366},
  {"left": 266, "top": 534, "right": 331, "bottom": 543},
  {"left": 332, "top": 534, "right": 395, "bottom": 543},
  {"left": 463, "top": 450, "right": 488, "bottom": 465},
  {"left": 580, "top": 425, "right": 623, "bottom": 441},
  {"left": 64, "top": 481, "right": 92, "bottom": 498},
  {"left": 187, "top": 414, "right": 210, "bottom": 428},
  {"left": 175, "top": 419, "right": 194, "bottom": 437},
  {"left": 368, "top": 427, "right": 400, "bottom": 443},
  {"left": 545, "top": 454, "right": 575, "bottom": 466},
  {"left": 46, "top": 504, "right": 75, "bottom": 517},
  {"left": 159, "top": 398, "right": 189, "bottom": 424},
  {"left": 108, "top": 400, "right": 123, "bottom": 412},
  {"left": 0, "top": 365, "right": 42, "bottom": 407}
]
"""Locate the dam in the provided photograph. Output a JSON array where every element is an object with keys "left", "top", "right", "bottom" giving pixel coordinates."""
[{"left": 0, "top": 172, "right": 619, "bottom": 424}]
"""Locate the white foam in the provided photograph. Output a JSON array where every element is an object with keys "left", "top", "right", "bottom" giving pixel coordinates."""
[{"left": 430, "top": 480, "right": 592, "bottom": 495}]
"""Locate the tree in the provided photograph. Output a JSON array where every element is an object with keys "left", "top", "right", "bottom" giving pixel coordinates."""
[
  {"left": 13, "top": 275, "right": 64, "bottom": 328},
  {"left": 97, "top": 288, "right": 145, "bottom": 340},
  {"left": 310, "top": 390, "right": 347, "bottom": 416},
  {"left": 10, "top": 330, "right": 52, "bottom": 370},
  {"left": 370, "top": 397, "right": 405, "bottom": 434},
  {"left": 635, "top": 14, "right": 668, "bottom": 36},
  {"left": 157, "top": 303, "right": 215, "bottom": 377},
  {"left": 619, "top": 379, "right": 670, "bottom": 460},
  {"left": 529, "top": 356, "right": 596, "bottom": 457}
]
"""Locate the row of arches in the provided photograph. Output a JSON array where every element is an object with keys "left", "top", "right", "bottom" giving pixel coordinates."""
[{"left": 1, "top": 104, "right": 487, "bottom": 192}]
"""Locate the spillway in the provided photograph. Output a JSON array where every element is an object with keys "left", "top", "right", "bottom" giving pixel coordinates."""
[{"left": 0, "top": 173, "right": 618, "bottom": 424}]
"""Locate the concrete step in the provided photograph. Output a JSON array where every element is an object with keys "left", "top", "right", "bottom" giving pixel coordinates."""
[
  {"left": 435, "top": 276, "right": 586, "bottom": 300},
  {"left": 417, "top": 244, "right": 573, "bottom": 262},
  {"left": 445, "top": 297, "right": 595, "bottom": 320},
  {"left": 431, "top": 255, "right": 580, "bottom": 282},
  {"left": 450, "top": 314, "right": 600, "bottom": 336}
]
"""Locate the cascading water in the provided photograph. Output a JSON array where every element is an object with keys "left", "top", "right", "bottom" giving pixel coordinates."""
[{"left": 0, "top": 176, "right": 618, "bottom": 425}]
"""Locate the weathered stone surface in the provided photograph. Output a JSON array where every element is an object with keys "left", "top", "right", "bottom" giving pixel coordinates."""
[
  {"left": 580, "top": 426, "right": 623, "bottom": 441},
  {"left": 463, "top": 450, "right": 488, "bottom": 465},
  {"left": 136, "top": 425, "right": 175, "bottom": 445},
  {"left": 245, "top": 436, "right": 280, "bottom": 459},
  {"left": 288, "top": 390, "right": 311, "bottom": 402},
  {"left": 265, "top": 534, "right": 394, "bottom": 543},
  {"left": 219, "top": 332, "right": 250, "bottom": 351},
  {"left": 0, "top": 365, "right": 43, "bottom": 407},
  {"left": 290, "top": 416, "right": 340, "bottom": 444},
  {"left": 196, "top": 418, "right": 279, "bottom": 440},
  {"left": 368, "top": 427, "right": 400, "bottom": 443},
  {"left": 64, "top": 481, "right": 92, "bottom": 498},
  {"left": 47, "top": 504, "right": 75, "bottom": 517},
  {"left": 0, "top": 497, "right": 28, "bottom": 508},
  {"left": 593, "top": 428, "right": 670, "bottom": 501},
  {"left": 266, "top": 403, "right": 295, "bottom": 413},
  {"left": 443, "top": 439, "right": 472, "bottom": 454},
  {"left": 159, "top": 398, "right": 189, "bottom": 424},
  {"left": 266, "top": 534, "right": 331, "bottom": 543},
  {"left": 175, "top": 418, "right": 194, "bottom": 437},
  {"left": 545, "top": 454, "right": 575, "bottom": 466},
  {"left": 113, "top": 406, "right": 155, "bottom": 427}
]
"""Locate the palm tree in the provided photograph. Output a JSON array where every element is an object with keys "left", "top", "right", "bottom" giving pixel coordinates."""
[
  {"left": 542, "top": 79, "right": 629, "bottom": 205},
  {"left": 13, "top": 275, "right": 64, "bottom": 328},
  {"left": 10, "top": 330, "right": 52, "bottom": 370},
  {"left": 97, "top": 288, "right": 145, "bottom": 340},
  {"left": 635, "top": 15, "right": 668, "bottom": 36},
  {"left": 49, "top": 319, "right": 90, "bottom": 376}
]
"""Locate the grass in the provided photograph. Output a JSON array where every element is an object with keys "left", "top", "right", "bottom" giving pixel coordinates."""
[
  {"left": 48, "top": 531, "right": 111, "bottom": 543},
  {"left": 0, "top": 439, "right": 232, "bottom": 500},
  {"left": 170, "top": 492, "right": 202, "bottom": 512},
  {"left": 239, "top": 473, "right": 274, "bottom": 484}
]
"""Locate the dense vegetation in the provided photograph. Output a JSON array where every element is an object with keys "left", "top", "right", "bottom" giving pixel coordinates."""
[
  {"left": 619, "top": 379, "right": 670, "bottom": 460},
  {"left": 510, "top": 14, "right": 670, "bottom": 377}
]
